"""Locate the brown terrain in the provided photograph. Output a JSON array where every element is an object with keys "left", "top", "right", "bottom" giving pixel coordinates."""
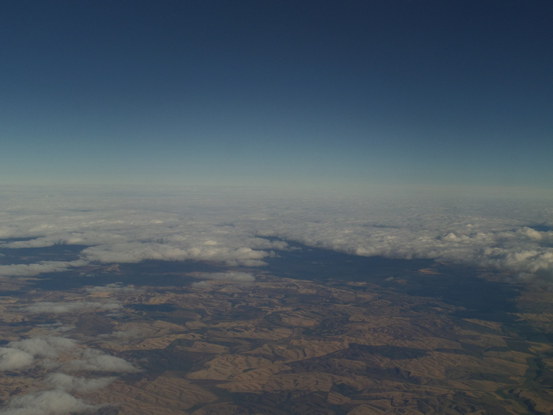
[{"left": 0, "top": 267, "right": 552, "bottom": 415}]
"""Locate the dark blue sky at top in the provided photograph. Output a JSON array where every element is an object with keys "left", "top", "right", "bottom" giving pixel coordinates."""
[{"left": 1, "top": 0, "right": 552, "bottom": 189}]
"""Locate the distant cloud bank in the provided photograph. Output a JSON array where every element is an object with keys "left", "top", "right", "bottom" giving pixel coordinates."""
[{"left": 0, "top": 186, "right": 551, "bottom": 284}]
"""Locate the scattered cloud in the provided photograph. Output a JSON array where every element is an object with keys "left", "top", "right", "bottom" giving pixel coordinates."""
[
  {"left": 1, "top": 335, "right": 137, "bottom": 374},
  {"left": 66, "top": 348, "right": 138, "bottom": 373},
  {"left": 0, "top": 334, "right": 136, "bottom": 414},
  {"left": 7, "top": 336, "right": 76, "bottom": 360},
  {"left": 0, "top": 260, "right": 87, "bottom": 277},
  {"left": 0, "top": 390, "right": 95, "bottom": 415},
  {"left": 45, "top": 372, "right": 115, "bottom": 393},
  {"left": 26, "top": 301, "right": 121, "bottom": 314},
  {"left": 0, "top": 348, "right": 33, "bottom": 371}
]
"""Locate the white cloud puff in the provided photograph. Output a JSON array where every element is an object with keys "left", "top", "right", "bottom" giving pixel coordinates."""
[
  {"left": 0, "top": 335, "right": 135, "bottom": 413},
  {"left": 2, "top": 335, "right": 137, "bottom": 376},
  {"left": 8, "top": 336, "right": 76, "bottom": 360},
  {"left": 66, "top": 349, "right": 138, "bottom": 373},
  {"left": 0, "top": 336, "right": 77, "bottom": 372},
  {"left": 45, "top": 373, "right": 115, "bottom": 393},
  {"left": 0, "top": 348, "right": 34, "bottom": 371},
  {"left": 0, "top": 390, "right": 94, "bottom": 415}
]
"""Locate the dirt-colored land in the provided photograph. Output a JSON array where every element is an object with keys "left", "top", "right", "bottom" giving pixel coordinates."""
[{"left": 0, "top": 270, "right": 552, "bottom": 415}]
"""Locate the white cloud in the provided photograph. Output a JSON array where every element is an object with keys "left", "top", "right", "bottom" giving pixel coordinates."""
[
  {"left": 0, "top": 260, "right": 87, "bottom": 277},
  {"left": 0, "top": 335, "right": 135, "bottom": 414},
  {"left": 0, "top": 186, "right": 551, "bottom": 283},
  {"left": 0, "top": 390, "right": 94, "bottom": 415},
  {"left": 66, "top": 349, "right": 138, "bottom": 373},
  {"left": 26, "top": 301, "right": 120, "bottom": 314},
  {"left": 8, "top": 336, "right": 76, "bottom": 360},
  {"left": 2, "top": 335, "right": 137, "bottom": 375},
  {"left": 0, "top": 348, "right": 33, "bottom": 371},
  {"left": 45, "top": 373, "right": 115, "bottom": 393},
  {"left": 81, "top": 242, "right": 267, "bottom": 266},
  {"left": 0, "top": 336, "right": 76, "bottom": 372}
]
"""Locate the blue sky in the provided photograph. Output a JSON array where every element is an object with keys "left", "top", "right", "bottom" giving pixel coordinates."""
[{"left": 1, "top": 0, "right": 552, "bottom": 190}]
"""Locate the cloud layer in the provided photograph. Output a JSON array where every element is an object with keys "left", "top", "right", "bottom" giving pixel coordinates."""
[{"left": 0, "top": 186, "right": 551, "bottom": 283}]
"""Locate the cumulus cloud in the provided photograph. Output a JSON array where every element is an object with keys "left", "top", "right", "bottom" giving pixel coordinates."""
[
  {"left": 45, "top": 373, "right": 115, "bottom": 393},
  {"left": 1, "top": 335, "right": 137, "bottom": 375},
  {"left": 0, "top": 335, "right": 135, "bottom": 414},
  {"left": 0, "top": 348, "right": 33, "bottom": 371},
  {"left": 0, "top": 337, "right": 72, "bottom": 372},
  {"left": 7, "top": 336, "right": 76, "bottom": 360},
  {"left": 66, "top": 348, "right": 138, "bottom": 373},
  {"left": 0, "top": 390, "right": 95, "bottom": 415}
]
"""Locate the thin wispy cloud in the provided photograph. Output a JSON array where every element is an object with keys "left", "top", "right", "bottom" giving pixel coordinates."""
[{"left": 25, "top": 301, "right": 121, "bottom": 314}]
